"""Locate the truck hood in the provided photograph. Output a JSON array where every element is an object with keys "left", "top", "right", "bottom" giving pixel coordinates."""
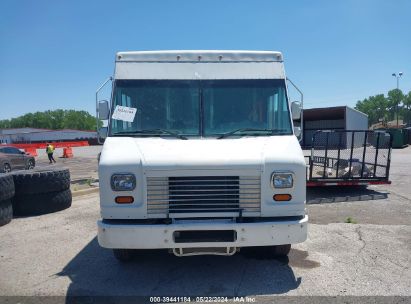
[{"left": 100, "top": 136, "right": 305, "bottom": 171}]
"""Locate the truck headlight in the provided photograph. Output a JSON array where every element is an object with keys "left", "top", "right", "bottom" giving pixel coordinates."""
[
  {"left": 111, "top": 174, "right": 136, "bottom": 191},
  {"left": 271, "top": 172, "right": 293, "bottom": 188}
]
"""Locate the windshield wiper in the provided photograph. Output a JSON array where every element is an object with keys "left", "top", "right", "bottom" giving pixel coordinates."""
[
  {"left": 113, "top": 129, "right": 188, "bottom": 140},
  {"left": 217, "top": 128, "right": 286, "bottom": 139}
]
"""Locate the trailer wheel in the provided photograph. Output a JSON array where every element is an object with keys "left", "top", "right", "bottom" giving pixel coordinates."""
[
  {"left": 113, "top": 249, "right": 134, "bottom": 262},
  {"left": 13, "top": 168, "right": 70, "bottom": 195},
  {"left": 0, "top": 199, "right": 13, "bottom": 227},
  {"left": 12, "top": 189, "right": 72, "bottom": 216},
  {"left": 0, "top": 174, "right": 15, "bottom": 201}
]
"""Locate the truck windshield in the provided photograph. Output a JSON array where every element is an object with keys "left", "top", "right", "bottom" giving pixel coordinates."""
[{"left": 110, "top": 79, "right": 292, "bottom": 137}]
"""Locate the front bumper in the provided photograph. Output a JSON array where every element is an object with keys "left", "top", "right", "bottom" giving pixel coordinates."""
[{"left": 97, "top": 216, "right": 308, "bottom": 249}]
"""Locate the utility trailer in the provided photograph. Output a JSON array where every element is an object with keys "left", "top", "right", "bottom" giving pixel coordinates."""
[{"left": 306, "top": 130, "right": 392, "bottom": 187}]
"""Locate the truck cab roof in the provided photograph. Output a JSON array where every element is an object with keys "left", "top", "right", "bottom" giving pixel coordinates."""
[
  {"left": 116, "top": 50, "right": 283, "bottom": 62},
  {"left": 114, "top": 50, "right": 285, "bottom": 80}
]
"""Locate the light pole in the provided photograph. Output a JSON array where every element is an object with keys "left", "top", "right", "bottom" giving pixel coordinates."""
[{"left": 392, "top": 72, "right": 403, "bottom": 127}]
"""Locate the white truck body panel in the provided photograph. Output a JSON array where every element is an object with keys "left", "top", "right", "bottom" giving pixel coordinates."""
[
  {"left": 115, "top": 50, "right": 283, "bottom": 62},
  {"left": 98, "top": 216, "right": 308, "bottom": 249},
  {"left": 99, "top": 135, "right": 306, "bottom": 219},
  {"left": 115, "top": 62, "right": 285, "bottom": 80},
  {"left": 115, "top": 50, "right": 284, "bottom": 80}
]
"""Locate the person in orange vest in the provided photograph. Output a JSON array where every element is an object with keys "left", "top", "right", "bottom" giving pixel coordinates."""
[{"left": 46, "top": 143, "right": 56, "bottom": 164}]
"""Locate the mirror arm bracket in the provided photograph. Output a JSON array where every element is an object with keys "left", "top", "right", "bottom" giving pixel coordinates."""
[
  {"left": 96, "top": 77, "right": 113, "bottom": 144},
  {"left": 287, "top": 77, "right": 304, "bottom": 143}
]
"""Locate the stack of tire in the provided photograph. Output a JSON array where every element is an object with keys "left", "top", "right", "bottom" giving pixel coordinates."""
[
  {"left": 0, "top": 168, "right": 72, "bottom": 227},
  {"left": 0, "top": 174, "right": 14, "bottom": 226},
  {"left": 12, "top": 168, "right": 72, "bottom": 216}
]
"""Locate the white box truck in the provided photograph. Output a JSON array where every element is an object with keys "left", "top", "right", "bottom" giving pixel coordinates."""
[{"left": 96, "top": 50, "right": 308, "bottom": 261}]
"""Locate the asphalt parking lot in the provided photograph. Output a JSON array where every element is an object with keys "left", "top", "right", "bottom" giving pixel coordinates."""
[
  {"left": 0, "top": 146, "right": 410, "bottom": 299},
  {"left": 35, "top": 146, "right": 102, "bottom": 181}
]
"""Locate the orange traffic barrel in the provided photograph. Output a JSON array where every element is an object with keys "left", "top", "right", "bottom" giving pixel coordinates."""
[
  {"left": 63, "top": 147, "right": 73, "bottom": 158},
  {"left": 25, "top": 147, "right": 38, "bottom": 157}
]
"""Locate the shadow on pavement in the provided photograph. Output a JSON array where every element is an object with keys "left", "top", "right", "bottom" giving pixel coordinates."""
[
  {"left": 307, "top": 186, "right": 388, "bottom": 204},
  {"left": 58, "top": 237, "right": 302, "bottom": 298}
]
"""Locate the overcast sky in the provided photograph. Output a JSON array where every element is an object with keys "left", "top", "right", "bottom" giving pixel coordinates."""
[{"left": 0, "top": 0, "right": 410, "bottom": 119}]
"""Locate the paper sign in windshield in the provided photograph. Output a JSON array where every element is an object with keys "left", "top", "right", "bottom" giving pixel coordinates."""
[{"left": 112, "top": 105, "right": 137, "bottom": 122}]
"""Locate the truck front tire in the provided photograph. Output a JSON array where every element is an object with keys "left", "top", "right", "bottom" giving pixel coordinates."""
[
  {"left": 243, "top": 244, "right": 291, "bottom": 259},
  {"left": 113, "top": 249, "right": 134, "bottom": 262},
  {"left": 270, "top": 244, "right": 291, "bottom": 256}
]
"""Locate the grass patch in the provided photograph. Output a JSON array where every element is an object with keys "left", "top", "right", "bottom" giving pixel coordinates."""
[
  {"left": 71, "top": 178, "right": 96, "bottom": 191},
  {"left": 345, "top": 217, "right": 357, "bottom": 224},
  {"left": 86, "top": 178, "right": 93, "bottom": 186}
]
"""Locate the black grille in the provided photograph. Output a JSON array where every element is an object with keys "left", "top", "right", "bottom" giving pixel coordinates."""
[{"left": 168, "top": 176, "right": 240, "bottom": 213}]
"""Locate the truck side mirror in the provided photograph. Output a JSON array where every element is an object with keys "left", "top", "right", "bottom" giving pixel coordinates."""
[
  {"left": 98, "top": 101, "right": 110, "bottom": 120},
  {"left": 291, "top": 101, "right": 301, "bottom": 120},
  {"left": 294, "top": 126, "right": 301, "bottom": 138},
  {"left": 98, "top": 127, "right": 108, "bottom": 139}
]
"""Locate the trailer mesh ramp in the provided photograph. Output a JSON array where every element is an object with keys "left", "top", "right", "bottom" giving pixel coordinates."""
[{"left": 308, "top": 130, "right": 392, "bottom": 184}]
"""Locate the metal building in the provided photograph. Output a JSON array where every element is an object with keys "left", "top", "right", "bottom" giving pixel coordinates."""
[
  {"left": 0, "top": 128, "right": 97, "bottom": 144},
  {"left": 302, "top": 106, "right": 368, "bottom": 147}
]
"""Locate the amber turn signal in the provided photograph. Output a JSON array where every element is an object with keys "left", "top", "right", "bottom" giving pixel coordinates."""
[
  {"left": 115, "top": 196, "right": 134, "bottom": 204},
  {"left": 273, "top": 194, "right": 292, "bottom": 201}
]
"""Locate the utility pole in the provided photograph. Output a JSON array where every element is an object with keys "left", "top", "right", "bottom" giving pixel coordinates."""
[{"left": 392, "top": 72, "right": 403, "bottom": 127}]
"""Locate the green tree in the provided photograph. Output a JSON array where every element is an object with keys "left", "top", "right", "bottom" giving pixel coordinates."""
[
  {"left": 62, "top": 110, "right": 97, "bottom": 130},
  {"left": 355, "top": 96, "right": 386, "bottom": 126},
  {"left": 387, "top": 89, "right": 404, "bottom": 122},
  {"left": 355, "top": 89, "right": 410, "bottom": 127},
  {"left": 0, "top": 109, "right": 99, "bottom": 130},
  {"left": 372, "top": 94, "right": 389, "bottom": 122},
  {"left": 403, "top": 92, "right": 411, "bottom": 125}
]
